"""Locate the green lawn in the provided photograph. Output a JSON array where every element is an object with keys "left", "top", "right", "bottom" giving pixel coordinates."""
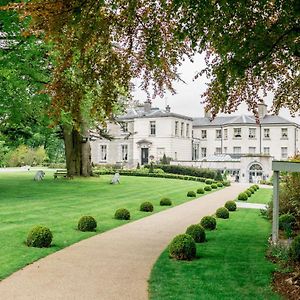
[
  {"left": 149, "top": 209, "right": 280, "bottom": 300},
  {"left": 0, "top": 171, "right": 212, "bottom": 280},
  {"left": 247, "top": 188, "right": 272, "bottom": 204}
]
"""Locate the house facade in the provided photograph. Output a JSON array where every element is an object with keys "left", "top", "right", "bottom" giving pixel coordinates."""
[{"left": 91, "top": 102, "right": 300, "bottom": 183}]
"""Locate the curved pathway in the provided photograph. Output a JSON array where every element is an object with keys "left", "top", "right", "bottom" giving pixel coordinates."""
[{"left": 0, "top": 183, "right": 248, "bottom": 300}]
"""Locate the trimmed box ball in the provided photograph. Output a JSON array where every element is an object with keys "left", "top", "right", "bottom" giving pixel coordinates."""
[
  {"left": 204, "top": 185, "right": 212, "bottom": 191},
  {"left": 78, "top": 216, "right": 97, "bottom": 232},
  {"left": 217, "top": 182, "right": 223, "bottom": 187},
  {"left": 160, "top": 197, "right": 172, "bottom": 206},
  {"left": 238, "top": 192, "right": 248, "bottom": 201},
  {"left": 140, "top": 201, "right": 154, "bottom": 212},
  {"left": 186, "top": 224, "right": 206, "bottom": 243},
  {"left": 225, "top": 200, "right": 237, "bottom": 211},
  {"left": 211, "top": 183, "right": 218, "bottom": 189},
  {"left": 115, "top": 208, "right": 130, "bottom": 220},
  {"left": 205, "top": 179, "right": 213, "bottom": 185},
  {"left": 187, "top": 191, "right": 196, "bottom": 197},
  {"left": 197, "top": 188, "right": 205, "bottom": 194},
  {"left": 216, "top": 207, "right": 230, "bottom": 219},
  {"left": 200, "top": 216, "right": 217, "bottom": 230},
  {"left": 169, "top": 234, "right": 196, "bottom": 260},
  {"left": 27, "top": 225, "right": 53, "bottom": 248},
  {"left": 245, "top": 190, "right": 252, "bottom": 197}
]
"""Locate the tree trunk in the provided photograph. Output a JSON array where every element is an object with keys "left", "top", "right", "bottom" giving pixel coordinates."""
[{"left": 63, "top": 124, "right": 92, "bottom": 177}]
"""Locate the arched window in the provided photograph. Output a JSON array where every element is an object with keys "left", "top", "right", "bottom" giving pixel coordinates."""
[{"left": 249, "top": 164, "right": 262, "bottom": 171}]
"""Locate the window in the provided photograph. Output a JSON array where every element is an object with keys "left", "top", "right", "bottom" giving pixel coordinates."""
[
  {"left": 215, "top": 147, "right": 222, "bottom": 155},
  {"left": 249, "top": 128, "right": 256, "bottom": 139},
  {"left": 224, "top": 129, "right": 228, "bottom": 139},
  {"left": 201, "top": 147, "right": 207, "bottom": 158},
  {"left": 281, "top": 147, "right": 288, "bottom": 159},
  {"left": 233, "top": 147, "right": 241, "bottom": 154},
  {"left": 249, "top": 147, "right": 256, "bottom": 154},
  {"left": 263, "top": 147, "right": 270, "bottom": 155},
  {"left": 192, "top": 144, "right": 199, "bottom": 160},
  {"left": 100, "top": 145, "right": 107, "bottom": 161},
  {"left": 264, "top": 128, "right": 270, "bottom": 139},
  {"left": 233, "top": 128, "right": 242, "bottom": 138},
  {"left": 122, "top": 122, "right": 128, "bottom": 132},
  {"left": 150, "top": 121, "right": 156, "bottom": 135},
  {"left": 175, "top": 121, "right": 179, "bottom": 136},
  {"left": 281, "top": 128, "right": 288, "bottom": 139},
  {"left": 181, "top": 122, "right": 184, "bottom": 137},
  {"left": 186, "top": 124, "right": 190, "bottom": 137},
  {"left": 216, "top": 129, "right": 222, "bottom": 139},
  {"left": 224, "top": 147, "right": 227, "bottom": 153},
  {"left": 121, "top": 145, "right": 128, "bottom": 161},
  {"left": 174, "top": 152, "right": 178, "bottom": 160},
  {"left": 201, "top": 130, "right": 207, "bottom": 139}
]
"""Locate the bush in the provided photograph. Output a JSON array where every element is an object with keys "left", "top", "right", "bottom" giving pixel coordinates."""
[
  {"left": 254, "top": 184, "right": 259, "bottom": 190},
  {"left": 160, "top": 197, "right": 172, "bottom": 206},
  {"left": 238, "top": 192, "right": 248, "bottom": 201},
  {"left": 217, "top": 182, "right": 223, "bottom": 187},
  {"left": 186, "top": 224, "right": 206, "bottom": 243},
  {"left": 78, "top": 216, "right": 97, "bottom": 232},
  {"left": 222, "top": 180, "right": 231, "bottom": 187},
  {"left": 197, "top": 188, "right": 205, "bottom": 194},
  {"left": 211, "top": 183, "right": 218, "bottom": 189},
  {"left": 251, "top": 185, "right": 258, "bottom": 191},
  {"left": 204, "top": 185, "right": 212, "bottom": 191},
  {"left": 225, "top": 200, "right": 237, "bottom": 211},
  {"left": 215, "top": 170, "right": 223, "bottom": 181},
  {"left": 200, "top": 216, "right": 217, "bottom": 230},
  {"left": 205, "top": 179, "right": 213, "bottom": 185},
  {"left": 248, "top": 188, "right": 255, "bottom": 194},
  {"left": 140, "top": 201, "right": 154, "bottom": 212},
  {"left": 168, "top": 234, "right": 196, "bottom": 260},
  {"left": 245, "top": 190, "right": 252, "bottom": 197},
  {"left": 115, "top": 208, "right": 130, "bottom": 220},
  {"left": 216, "top": 207, "right": 230, "bottom": 219},
  {"left": 187, "top": 191, "right": 196, "bottom": 197},
  {"left": 27, "top": 225, "right": 53, "bottom": 248},
  {"left": 289, "top": 235, "right": 300, "bottom": 262},
  {"left": 279, "top": 213, "right": 297, "bottom": 230}
]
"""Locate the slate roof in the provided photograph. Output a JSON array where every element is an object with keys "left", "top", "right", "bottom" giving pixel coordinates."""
[{"left": 193, "top": 114, "right": 298, "bottom": 127}]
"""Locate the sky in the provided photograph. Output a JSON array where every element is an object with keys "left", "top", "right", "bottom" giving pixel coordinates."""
[{"left": 133, "top": 53, "right": 300, "bottom": 124}]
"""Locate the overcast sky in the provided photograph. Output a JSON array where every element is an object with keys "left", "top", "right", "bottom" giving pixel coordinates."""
[{"left": 133, "top": 53, "right": 299, "bottom": 124}]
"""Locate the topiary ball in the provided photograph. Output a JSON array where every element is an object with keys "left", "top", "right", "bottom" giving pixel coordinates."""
[
  {"left": 238, "top": 192, "right": 248, "bottom": 201},
  {"left": 211, "top": 183, "right": 218, "bottom": 189},
  {"left": 204, "top": 185, "right": 212, "bottom": 192},
  {"left": 225, "top": 200, "right": 237, "bottom": 211},
  {"left": 245, "top": 190, "right": 252, "bottom": 197},
  {"left": 289, "top": 235, "right": 300, "bottom": 262},
  {"left": 186, "top": 224, "right": 206, "bottom": 243},
  {"left": 197, "top": 188, "right": 205, "bottom": 194},
  {"left": 205, "top": 179, "right": 213, "bottom": 185},
  {"left": 254, "top": 184, "right": 259, "bottom": 190},
  {"left": 78, "top": 216, "right": 97, "bottom": 232},
  {"left": 200, "top": 216, "right": 217, "bottom": 230},
  {"left": 248, "top": 188, "right": 255, "bottom": 194},
  {"left": 187, "top": 191, "right": 196, "bottom": 197},
  {"left": 160, "top": 197, "right": 172, "bottom": 206},
  {"left": 216, "top": 207, "right": 230, "bottom": 219},
  {"left": 279, "top": 213, "right": 296, "bottom": 230},
  {"left": 169, "top": 234, "right": 196, "bottom": 260},
  {"left": 115, "top": 208, "right": 130, "bottom": 220},
  {"left": 251, "top": 185, "right": 257, "bottom": 191},
  {"left": 27, "top": 225, "right": 53, "bottom": 248},
  {"left": 217, "top": 182, "right": 223, "bottom": 187},
  {"left": 140, "top": 201, "right": 154, "bottom": 212}
]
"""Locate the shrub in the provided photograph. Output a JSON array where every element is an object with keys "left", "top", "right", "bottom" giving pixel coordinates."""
[
  {"left": 215, "top": 170, "right": 223, "bottom": 181},
  {"left": 222, "top": 180, "right": 231, "bottom": 187},
  {"left": 238, "top": 192, "right": 248, "bottom": 201},
  {"left": 115, "top": 208, "right": 130, "bottom": 220},
  {"left": 279, "top": 213, "right": 297, "bottom": 230},
  {"left": 140, "top": 201, "right": 154, "bottom": 212},
  {"left": 251, "top": 185, "right": 258, "bottom": 191},
  {"left": 211, "top": 183, "right": 218, "bottom": 189},
  {"left": 217, "top": 182, "right": 223, "bottom": 187},
  {"left": 160, "top": 197, "right": 172, "bottom": 206},
  {"left": 225, "top": 200, "right": 237, "bottom": 211},
  {"left": 187, "top": 191, "right": 196, "bottom": 197},
  {"left": 78, "top": 216, "right": 97, "bottom": 232},
  {"left": 289, "top": 235, "right": 300, "bottom": 262},
  {"left": 200, "top": 216, "right": 217, "bottom": 230},
  {"left": 168, "top": 234, "right": 196, "bottom": 260},
  {"left": 186, "top": 224, "right": 206, "bottom": 243},
  {"left": 245, "top": 190, "right": 252, "bottom": 197},
  {"left": 27, "top": 225, "right": 53, "bottom": 248},
  {"left": 205, "top": 179, "right": 213, "bottom": 185},
  {"left": 204, "top": 185, "right": 212, "bottom": 191},
  {"left": 197, "top": 188, "right": 205, "bottom": 194},
  {"left": 254, "top": 184, "right": 259, "bottom": 190},
  {"left": 216, "top": 207, "right": 230, "bottom": 219},
  {"left": 248, "top": 188, "right": 255, "bottom": 194}
]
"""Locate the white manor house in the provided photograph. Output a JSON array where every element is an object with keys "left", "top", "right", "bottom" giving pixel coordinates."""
[{"left": 91, "top": 101, "right": 300, "bottom": 183}]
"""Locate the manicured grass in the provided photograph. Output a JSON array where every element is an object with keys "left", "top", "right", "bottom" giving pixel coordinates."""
[
  {"left": 149, "top": 209, "right": 280, "bottom": 300},
  {"left": 247, "top": 188, "right": 272, "bottom": 204},
  {"left": 0, "top": 171, "right": 214, "bottom": 280}
]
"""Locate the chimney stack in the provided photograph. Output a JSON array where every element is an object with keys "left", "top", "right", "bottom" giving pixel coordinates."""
[
  {"left": 258, "top": 102, "right": 267, "bottom": 119},
  {"left": 166, "top": 105, "right": 171, "bottom": 112},
  {"left": 144, "top": 101, "right": 151, "bottom": 113}
]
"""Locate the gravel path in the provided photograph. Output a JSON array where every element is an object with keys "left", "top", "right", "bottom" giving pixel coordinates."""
[{"left": 0, "top": 184, "right": 248, "bottom": 300}]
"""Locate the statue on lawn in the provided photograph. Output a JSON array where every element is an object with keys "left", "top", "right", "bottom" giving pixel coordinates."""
[
  {"left": 34, "top": 170, "right": 45, "bottom": 181},
  {"left": 110, "top": 172, "right": 120, "bottom": 184}
]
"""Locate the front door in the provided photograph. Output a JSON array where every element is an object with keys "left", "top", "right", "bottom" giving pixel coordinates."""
[{"left": 141, "top": 148, "right": 149, "bottom": 165}]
